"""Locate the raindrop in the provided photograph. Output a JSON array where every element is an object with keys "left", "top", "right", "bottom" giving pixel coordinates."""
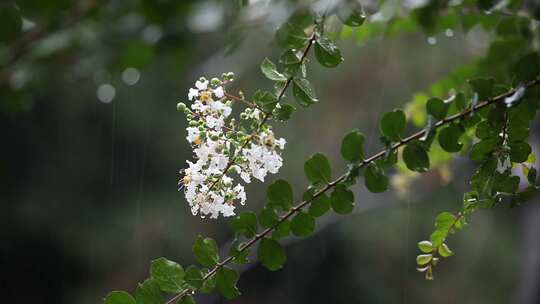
[
  {"left": 427, "top": 37, "right": 437, "bottom": 45},
  {"left": 97, "top": 84, "right": 116, "bottom": 103},
  {"left": 445, "top": 29, "right": 454, "bottom": 37},
  {"left": 122, "top": 67, "right": 140, "bottom": 86}
]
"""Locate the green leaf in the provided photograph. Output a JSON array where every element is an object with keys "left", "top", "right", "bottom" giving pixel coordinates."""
[
  {"left": 493, "top": 173, "right": 520, "bottom": 193},
  {"left": 330, "top": 184, "right": 355, "bottom": 214},
  {"left": 293, "top": 78, "right": 318, "bottom": 107},
  {"left": 184, "top": 266, "right": 204, "bottom": 289},
  {"left": 290, "top": 211, "right": 315, "bottom": 237},
  {"left": 417, "top": 241, "right": 433, "bottom": 253},
  {"left": 258, "top": 207, "right": 279, "bottom": 228},
  {"left": 435, "top": 212, "right": 456, "bottom": 230},
  {"left": 430, "top": 230, "right": 448, "bottom": 247},
  {"left": 200, "top": 274, "right": 216, "bottom": 294},
  {"left": 426, "top": 97, "right": 449, "bottom": 120},
  {"left": 273, "top": 103, "right": 296, "bottom": 122},
  {"left": 176, "top": 295, "right": 196, "bottom": 304},
  {"left": 455, "top": 92, "right": 467, "bottom": 111},
  {"left": 150, "top": 258, "right": 185, "bottom": 293},
  {"left": 438, "top": 243, "right": 454, "bottom": 257},
  {"left": 439, "top": 123, "right": 465, "bottom": 153},
  {"left": 416, "top": 254, "right": 433, "bottom": 266},
  {"left": 514, "top": 52, "right": 540, "bottom": 83},
  {"left": 304, "top": 153, "right": 332, "bottom": 184},
  {"left": 380, "top": 109, "right": 406, "bottom": 141},
  {"left": 104, "top": 291, "right": 136, "bottom": 304},
  {"left": 193, "top": 236, "right": 219, "bottom": 267},
  {"left": 253, "top": 90, "right": 278, "bottom": 112},
  {"left": 403, "top": 142, "right": 430, "bottom": 172},
  {"left": 0, "top": 3, "right": 22, "bottom": 43},
  {"left": 231, "top": 212, "right": 258, "bottom": 238},
  {"left": 215, "top": 267, "right": 241, "bottom": 299},
  {"left": 468, "top": 78, "right": 494, "bottom": 101},
  {"left": 336, "top": 2, "right": 366, "bottom": 27},
  {"left": 135, "top": 279, "right": 162, "bottom": 304},
  {"left": 308, "top": 194, "right": 331, "bottom": 217},
  {"left": 258, "top": 238, "right": 286, "bottom": 271},
  {"left": 272, "top": 220, "right": 291, "bottom": 240},
  {"left": 364, "top": 163, "right": 388, "bottom": 193},
  {"left": 509, "top": 142, "right": 532, "bottom": 163},
  {"left": 267, "top": 179, "right": 294, "bottom": 211},
  {"left": 229, "top": 242, "right": 250, "bottom": 264},
  {"left": 275, "top": 12, "right": 312, "bottom": 49},
  {"left": 341, "top": 129, "right": 365, "bottom": 162},
  {"left": 470, "top": 138, "right": 499, "bottom": 161},
  {"left": 528, "top": 167, "right": 537, "bottom": 185},
  {"left": 314, "top": 37, "right": 344, "bottom": 68},
  {"left": 260, "top": 57, "right": 287, "bottom": 81}
]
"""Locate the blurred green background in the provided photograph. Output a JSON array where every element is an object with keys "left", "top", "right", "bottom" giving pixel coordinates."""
[{"left": 1, "top": 1, "right": 539, "bottom": 303}]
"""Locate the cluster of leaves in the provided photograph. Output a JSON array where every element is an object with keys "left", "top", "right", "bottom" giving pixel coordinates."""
[{"left": 104, "top": 1, "right": 540, "bottom": 303}]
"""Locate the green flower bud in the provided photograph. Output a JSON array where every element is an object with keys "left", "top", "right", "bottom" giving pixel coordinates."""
[{"left": 176, "top": 102, "right": 186, "bottom": 111}]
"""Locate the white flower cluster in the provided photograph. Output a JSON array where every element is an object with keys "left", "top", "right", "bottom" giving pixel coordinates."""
[{"left": 177, "top": 73, "right": 286, "bottom": 219}]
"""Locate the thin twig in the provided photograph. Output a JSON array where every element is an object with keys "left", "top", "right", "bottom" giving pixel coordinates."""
[{"left": 167, "top": 78, "right": 540, "bottom": 304}]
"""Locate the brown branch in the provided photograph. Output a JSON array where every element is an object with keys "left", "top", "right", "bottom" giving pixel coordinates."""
[
  {"left": 204, "top": 35, "right": 317, "bottom": 195},
  {"left": 167, "top": 78, "right": 540, "bottom": 303}
]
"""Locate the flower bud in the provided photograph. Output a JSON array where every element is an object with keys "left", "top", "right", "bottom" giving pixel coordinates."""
[
  {"left": 211, "top": 78, "right": 222, "bottom": 86},
  {"left": 177, "top": 102, "right": 187, "bottom": 111}
]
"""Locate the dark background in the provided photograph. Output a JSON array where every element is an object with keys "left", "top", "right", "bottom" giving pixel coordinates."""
[{"left": 1, "top": 1, "right": 539, "bottom": 303}]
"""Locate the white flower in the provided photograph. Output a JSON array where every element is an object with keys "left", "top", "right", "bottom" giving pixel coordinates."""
[
  {"left": 179, "top": 74, "right": 286, "bottom": 219},
  {"left": 214, "top": 86, "right": 224, "bottom": 98},
  {"left": 276, "top": 138, "right": 286, "bottom": 149},
  {"left": 186, "top": 127, "right": 200, "bottom": 143},
  {"left": 188, "top": 88, "right": 199, "bottom": 100},
  {"left": 195, "top": 79, "right": 208, "bottom": 90}
]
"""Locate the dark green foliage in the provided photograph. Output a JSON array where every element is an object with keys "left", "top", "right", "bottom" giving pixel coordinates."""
[
  {"left": 304, "top": 153, "right": 332, "bottom": 184},
  {"left": 426, "top": 97, "right": 449, "bottom": 120},
  {"left": 231, "top": 212, "right": 258, "bottom": 238},
  {"left": 104, "top": 291, "right": 136, "bottom": 304},
  {"left": 261, "top": 58, "right": 288, "bottom": 81},
  {"left": 258, "top": 238, "right": 286, "bottom": 271},
  {"left": 258, "top": 207, "right": 279, "bottom": 228},
  {"left": 150, "top": 258, "right": 185, "bottom": 293},
  {"left": 0, "top": 3, "right": 22, "bottom": 43},
  {"left": 403, "top": 141, "right": 430, "bottom": 172},
  {"left": 267, "top": 179, "right": 294, "bottom": 211},
  {"left": 364, "top": 163, "right": 388, "bottom": 193},
  {"left": 314, "top": 36, "right": 344, "bottom": 68},
  {"left": 341, "top": 129, "right": 365, "bottom": 162},
  {"left": 253, "top": 90, "right": 278, "bottom": 112},
  {"left": 273, "top": 104, "right": 296, "bottom": 121},
  {"left": 135, "top": 279, "right": 162, "bottom": 304},
  {"left": 216, "top": 267, "right": 241, "bottom": 299},
  {"left": 184, "top": 266, "right": 204, "bottom": 290},
  {"left": 331, "top": 184, "right": 355, "bottom": 214},
  {"left": 290, "top": 211, "right": 316, "bottom": 236},
  {"left": 293, "top": 78, "right": 318, "bottom": 107},
  {"left": 193, "top": 236, "right": 219, "bottom": 267},
  {"left": 380, "top": 109, "right": 406, "bottom": 141},
  {"left": 308, "top": 194, "right": 331, "bottom": 217},
  {"left": 336, "top": 2, "right": 366, "bottom": 27},
  {"left": 439, "top": 123, "right": 465, "bottom": 152},
  {"left": 275, "top": 12, "right": 313, "bottom": 49}
]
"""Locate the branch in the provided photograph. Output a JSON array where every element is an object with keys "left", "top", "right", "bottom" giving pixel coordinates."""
[
  {"left": 167, "top": 78, "right": 540, "bottom": 303},
  {"left": 204, "top": 35, "right": 316, "bottom": 194}
]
